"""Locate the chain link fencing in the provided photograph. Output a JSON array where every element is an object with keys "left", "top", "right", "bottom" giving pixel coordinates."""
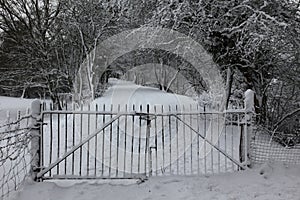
[
  {"left": 250, "top": 127, "right": 300, "bottom": 165},
  {"left": 0, "top": 113, "right": 33, "bottom": 200}
]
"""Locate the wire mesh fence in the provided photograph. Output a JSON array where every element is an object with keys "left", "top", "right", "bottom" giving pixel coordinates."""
[
  {"left": 0, "top": 111, "right": 33, "bottom": 200},
  {"left": 250, "top": 127, "right": 300, "bottom": 165}
]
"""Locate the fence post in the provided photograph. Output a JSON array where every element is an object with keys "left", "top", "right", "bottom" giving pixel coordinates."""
[
  {"left": 244, "top": 89, "right": 255, "bottom": 113},
  {"left": 29, "top": 100, "right": 42, "bottom": 181},
  {"left": 240, "top": 89, "right": 255, "bottom": 167},
  {"left": 5, "top": 110, "right": 10, "bottom": 131}
]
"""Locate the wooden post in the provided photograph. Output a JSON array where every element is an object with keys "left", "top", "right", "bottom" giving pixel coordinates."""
[
  {"left": 244, "top": 89, "right": 255, "bottom": 113},
  {"left": 30, "top": 100, "right": 42, "bottom": 181},
  {"left": 240, "top": 89, "right": 255, "bottom": 167},
  {"left": 6, "top": 110, "right": 10, "bottom": 131}
]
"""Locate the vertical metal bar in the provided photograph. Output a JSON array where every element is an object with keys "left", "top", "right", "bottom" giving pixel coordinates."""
[
  {"left": 42, "top": 101, "right": 45, "bottom": 111},
  {"left": 49, "top": 104, "right": 53, "bottom": 177},
  {"left": 217, "top": 111, "right": 221, "bottom": 173},
  {"left": 231, "top": 113, "right": 234, "bottom": 170},
  {"left": 79, "top": 103, "right": 83, "bottom": 176},
  {"left": 64, "top": 103, "right": 68, "bottom": 175},
  {"left": 211, "top": 111, "right": 214, "bottom": 174},
  {"left": 146, "top": 104, "right": 151, "bottom": 176},
  {"left": 101, "top": 104, "right": 106, "bottom": 176},
  {"left": 183, "top": 105, "right": 186, "bottom": 175},
  {"left": 87, "top": 104, "right": 91, "bottom": 176},
  {"left": 130, "top": 104, "right": 135, "bottom": 176},
  {"left": 196, "top": 105, "right": 200, "bottom": 175},
  {"left": 72, "top": 103, "right": 75, "bottom": 175},
  {"left": 204, "top": 105, "right": 207, "bottom": 174},
  {"left": 109, "top": 104, "right": 113, "bottom": 177},
  {"left": 161, "top": 105, "right": 165, "bottom": 173},
  {"left": 94, "top": 104, "right": 98, "bottom": 177},
  {"left": 190, "top": 104, "right": 193, "bottom": 174},
  {"left": 154, "top": 105, "right": 158, "bottom": 176},
  {"left": 149, "top": 147, "right": 153, "bottom": 177},
  {"left": 123, "top": 104, "right": 128, "bottom": 177},
  {"left": 40, "top": 104, "right": 44, "bottom": 175},
  {"left": 239, "top": 117, "right": 244, "bottom": 168},
  {"left": 224, "top": 112, "right": 227, "bottom": 171},
  {"left": 237, "top": 113, "right": 241, "bottom": 170},
  {"left": 144, "top": 105, "right": 148, "bottom": 175},
  {"left": 168, "top": 105, "right": 172, "bottom": 174},
  {"left": 144, "top": 110, "right": 147, "bottom": 176},
  {"left": 175, "top": 105, "right": 179, "bottom": 175},
  {"left": 138, "top": 105, "right": 142, "bottom": 174},
  {"left": 244, "top": 112, "right": 248, "bottom": 168},
  {"left": 57, "top": 111, "right": 60, "bottom": 175},
  {"left": 116, "top": 104, "right": 120, "bottom": 177}
]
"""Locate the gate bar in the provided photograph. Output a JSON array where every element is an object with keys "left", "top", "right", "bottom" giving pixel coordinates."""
[
  {"left": 174, "top": 115, "right": 246, "bottom": 170},
  {"left": 38, "top": 113, "right": 124, "bottom": 179}
]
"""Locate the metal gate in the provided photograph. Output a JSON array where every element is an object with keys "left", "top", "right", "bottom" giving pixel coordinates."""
[{"left": 37, "top": 104, "right": 251, "bottom": 180}]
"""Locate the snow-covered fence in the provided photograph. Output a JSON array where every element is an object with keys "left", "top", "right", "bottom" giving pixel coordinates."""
[{"left": 0, "top": 105, "right": 33, "bottom": 200}]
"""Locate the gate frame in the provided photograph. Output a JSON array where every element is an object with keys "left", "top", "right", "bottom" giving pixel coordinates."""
[{"left": 30, "top": 90, "right": 255, "bottom": 181}]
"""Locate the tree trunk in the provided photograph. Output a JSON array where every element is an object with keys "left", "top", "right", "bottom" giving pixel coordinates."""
[{"left": 225, "top": 66, "right": 234, "bottom": 109}]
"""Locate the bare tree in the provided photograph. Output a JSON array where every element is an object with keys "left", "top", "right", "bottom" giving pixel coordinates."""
[
  {"left": 149, "top": 0, "right": 299, "bottom": 111},
  {"left": 0, "top": 0, "right": 72, "bottom": 106}
]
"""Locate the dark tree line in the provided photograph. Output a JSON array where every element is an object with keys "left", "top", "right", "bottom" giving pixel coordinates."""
[
  {"left": 147, "top": 0, "right": 300, "bottom": 140},
  {"left": 0, "top": 0, "right": 299, "bottom": 141}
]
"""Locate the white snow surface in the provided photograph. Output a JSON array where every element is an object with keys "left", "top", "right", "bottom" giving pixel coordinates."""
[
  {"left": 0, "top": 96, "right": 33, "bottom": 123},
  {"left": 11, "top": 162, "right": 300, "bottom": 200},
  {"left": 0, "top": 96, "right": 33, "bottom": 111},
  {"left": 92, "top": 79, "right": 198, "bottom": 109}
]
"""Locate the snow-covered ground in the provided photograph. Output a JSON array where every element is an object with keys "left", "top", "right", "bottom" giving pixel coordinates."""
[
  {"left": 0, "top": 96, "right": 33, "bottom": 124},
  {"left": 11, "top": 162, "right": 300, "bottom": 200},
  {"left": 0, "top": 96, "right": 33, "bottom": 112},
  {"left": 92, "top": 78, "right": 198, "bottom": 108}
]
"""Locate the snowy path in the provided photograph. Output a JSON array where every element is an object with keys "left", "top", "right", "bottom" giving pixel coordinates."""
[
  {"left": 12, "top": 163, "right": 300, "bottom": 200},
  {"left": 92, "top": 78, "right": 198, "bottom": 109}
]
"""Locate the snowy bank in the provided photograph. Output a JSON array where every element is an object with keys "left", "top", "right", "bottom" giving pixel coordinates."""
[
  {"left": 92, "top": 79, "right": 198, "bottom": 110},
  {"left": 11, "top": 162, "right": 300, "bottom": 200},
  {"left": 0, "top": 96, "right": 34, "bottom": 123}
]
